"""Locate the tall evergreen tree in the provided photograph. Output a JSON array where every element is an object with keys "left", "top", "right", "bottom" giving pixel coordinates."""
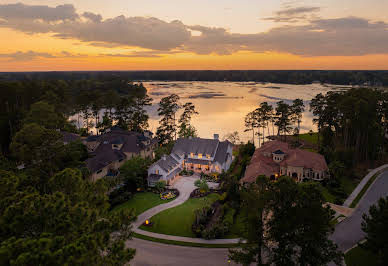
[
  {"left": 156, "top": 94, "right": 181, "bottom": 145},
  {"left": 178, "top": 102, "right": 199, "bottom": 138}
]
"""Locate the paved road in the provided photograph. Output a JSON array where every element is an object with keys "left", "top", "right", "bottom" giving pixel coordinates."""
[
  {"left": 331, "top": 171, "right": 388, "bottom": 252},
  {"left": 126, "top": 238, "right": 238, "bottom": 266}
]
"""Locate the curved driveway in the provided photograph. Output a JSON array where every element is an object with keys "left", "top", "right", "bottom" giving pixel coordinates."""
[
  {"left": 331, "top": 170, "right": 388, "bottom": 252},
  {"left": 127, "top": 171, "right": 388, "bottom": 265}
]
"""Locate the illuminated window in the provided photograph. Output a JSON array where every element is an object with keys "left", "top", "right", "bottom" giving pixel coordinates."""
[
  {"left": 198, "top": 154, "right": 202, "bottom": 158},
  {"left": 206, "top": 154, "right": 210, "bottom": 159},
  {"left": 155, "top": 169, "right": 159, "bottom": 174},
  {"left": 190, "top": 153, "right": 194, "bottom": 158}
]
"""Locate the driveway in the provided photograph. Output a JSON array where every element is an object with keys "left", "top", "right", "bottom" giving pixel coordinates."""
[
  {"left": 133, "top": 175, "right": 219, "bottom": 229},
  {"left": 331, "top": 171, "right": 388, "bottom": 252}
]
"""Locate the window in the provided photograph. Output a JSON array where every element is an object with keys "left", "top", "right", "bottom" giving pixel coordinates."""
[
  {"left": 119, "top": 159, "right": 123, "bottom": 162},
  {"left": 190, "top": 153, "right": 194, "bottom": 158},
  {"left": 155, "top": 169, "right": 159, "bottom": 174},
  {"left": 198, "top": 154, "right": 202, "bottom": 159},
  {"left": 97, "top": 169, "right": 102, "bottom": 174},
  {"left": 206, "top": 154, "right": 210, "bottom": 159},
  {"left": 113, "top": 144, "right": 118, "bottom": 148}
]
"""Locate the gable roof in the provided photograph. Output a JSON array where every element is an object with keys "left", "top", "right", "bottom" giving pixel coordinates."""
[
  {"left": 86, "top": 145, "right": 126, "bottom": 172},
  {"left": 60, "top": 131, "right": 80, "bottom": 143},
  {"left": 214, "top": 140, "right": 232, "bottom": 164},
  {"left": 172, "top": 137, "right": 220, "bottom": 157},
  {"left": 152, "top": 154, "right": 180, "bottom": 173}
]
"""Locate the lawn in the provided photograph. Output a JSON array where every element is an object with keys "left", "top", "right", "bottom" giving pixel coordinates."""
[
  {"left": 345, "top": 244, "right": 378, "bottom": 266},
  {"left": 319, "top": 175, "right": 358, "bottom": 204},
  {"left": 113, "top": 192, "right": 174, "bottom": 216},
  {"left": 298, "top": 132, "right": 319, "bottom": 144},
  {"left": 140, "top": 193, "right": 220, "bottom": 237}
]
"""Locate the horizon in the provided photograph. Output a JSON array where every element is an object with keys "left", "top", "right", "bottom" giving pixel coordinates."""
[{"left": 0, "top": 1, "right": 388, "bottom": 71}]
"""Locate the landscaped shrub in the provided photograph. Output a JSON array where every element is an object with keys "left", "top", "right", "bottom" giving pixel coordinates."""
[
  {"left": 201, "top": 224, "right": 228, "bottom": 240},
  {"left": 109, "top": 190, "right": 133, "bottom": 209},
  {"left": 222, "top": 206, "right": 236, "bottom": 228},
  {"left": 180, "top": 169, "right": 194, "bottom": 176}
]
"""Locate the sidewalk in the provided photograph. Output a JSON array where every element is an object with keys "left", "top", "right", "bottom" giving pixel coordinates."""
[{"left": 343, "top": 164, "right": 388, "bottom": 207}]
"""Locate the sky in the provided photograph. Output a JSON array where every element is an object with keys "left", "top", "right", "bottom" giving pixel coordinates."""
[{"left": 0, "top": 0, "right": 387, "bottom": 71}]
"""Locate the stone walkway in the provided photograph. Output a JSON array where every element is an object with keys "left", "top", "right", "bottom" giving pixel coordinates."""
[{"left": 132, "top": 175, "right": 239, "bottom": 244}]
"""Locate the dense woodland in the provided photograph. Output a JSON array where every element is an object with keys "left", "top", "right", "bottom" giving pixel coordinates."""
[{"left": 1, "top": 70, "right": 388, "bottom": 85}]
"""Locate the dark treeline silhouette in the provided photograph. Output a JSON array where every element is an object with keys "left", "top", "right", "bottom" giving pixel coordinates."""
[
  {"left": 0, "top": 75, "right": 147, "bottom": 154},
  {"left": 1, "top": 70, "right": 388, "bottom": 85}
]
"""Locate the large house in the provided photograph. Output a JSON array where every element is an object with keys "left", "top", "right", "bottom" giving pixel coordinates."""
[
  {"left": 241, "top": 140, "right": 329, "bottom": 183},
  {"left": 147, "top": 134, "right": 233, "bottom": 187},
  {"left": 85, "top": 126, "right": 157, "bottom": 181}
]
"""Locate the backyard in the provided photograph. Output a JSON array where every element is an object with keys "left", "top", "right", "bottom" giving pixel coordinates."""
[
  {"left": 113, "top": 192, "right": 175, "bottom": 216},
  {"left": 140, "top": 193, "right": 220, "bottom": 237}
]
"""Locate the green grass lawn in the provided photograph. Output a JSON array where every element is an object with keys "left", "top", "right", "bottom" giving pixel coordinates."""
[
  {"left": 113, "top": 192, "right": 174, "bottom": 216},
  {"left": 350, "top": 173, "right": 379, "bottom": 208},
  {"left": 225, "top": 211, "right": 245, "bottom": 238},
  {"left": 345, "top": 244, "right": 378, "bottom": 266},
  {"left": 140, "top": 193, "right": 220, "bottom": 237},
  {"left": 298, "top": 133, "right": 319, "bottom": 144},
  {"left": 318, "top": 175, "right": 358, "bottom": 204}
]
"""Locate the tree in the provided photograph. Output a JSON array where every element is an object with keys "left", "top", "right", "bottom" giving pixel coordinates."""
[
  {"left": 275, "top": 101, "right": 292, "bottom": 140},
  {"left": 154, "top": 180, "right": 166, "bottom": 192},
  {"left": 96, "top": 113, "right": 113, "bottom": 135},
  {"left": 120, "top": 157, "right": 150, "bottom": 191},
  {"left": 10, "top": 123, "right": 64, "bottom": 178},
  {"left": 224, "top": 131, "right": 241, "bottom": 145},
  {"left": 291, "top": 99, "right": 305, "bottom": 143},
  {"left": 229, "top": 177, "right": 342, "bottom": 266},
  {"left": 229, "top": 175, "right": 270, "bottom": 265},
  {"left": 24, "top": 101, "right": 66, "bottom": 130},
  {"left": 245, "top": 111, "right": 257, "bottom": 146},
  {"left": 194, "top": 179, "right": 209, "bottom": 193},
  {"left": 127, "top": 94, "right": 152, "bottom": 132},
  {"left": 156, "top": 94, "right": 181, "bottom": 145},
  {"left": 257, "top": 102, "right": 273, "bottom": 145},
  {"left": 178, "top": 102, "right": 199, "bottom": 138},
  {"left": 0, "top": 169, "right": 136, "bottom": 265},
  {"left": 361, "top": 196, "right": 388, "bottom": 265}
]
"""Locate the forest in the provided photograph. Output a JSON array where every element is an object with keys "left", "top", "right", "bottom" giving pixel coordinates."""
[{"left": 1, "top": 70, "right": 388, "bottom": 85}]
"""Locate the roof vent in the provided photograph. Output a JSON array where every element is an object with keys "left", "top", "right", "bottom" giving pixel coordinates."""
[
  {"left": 162, "top": 155, "right": 167, "bottom": 160},
  {"left": 214, "top": 134, "right": 219, "bottom": 140}
]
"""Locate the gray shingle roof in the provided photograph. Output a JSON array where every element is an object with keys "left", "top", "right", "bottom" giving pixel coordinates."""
[
  {"left": 186, "top": 158, "right": 211, "bottom": 165},
  {"left": 172, "top": 138, "right": 219, "bottom": 157},
  {"left": 86, "top": 145, "right": 126, "bottom": 172},
  {"left": 60, "top": 131, "right": 80, "bottom": 143},
  {"left": 214, "top": 140, "right": 231, "bottom": 164},
  {"left": 166, "top": 167, "right": 182, "bottom": 180},
  {"left": 153, "top": 154, "right": 180, "bottom": 172}
]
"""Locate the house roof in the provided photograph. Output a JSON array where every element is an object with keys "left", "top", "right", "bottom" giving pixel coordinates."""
[
  {"left": 152, "top": 154, "right": 180, "bottom": 173},
  {"left": 214, "top": 140, "right": 231, "bottom": 164},
  {"left": 186, "top": 158, "right": 211, "bottom": 165},
  {"left": 241, "top": 140, "right": 328, "bottom": 183},
  {"left": 86, "top": 145, "right": 126, "bottom": 172},
  {"left": 60, "top": 131, "right": 80, "bottom": 143},
  {"left": 172, "top": 137, "right": 220, "bottom": 157},
  {"left": 166, "top": 167, "right": 182, "bottom": 180}
]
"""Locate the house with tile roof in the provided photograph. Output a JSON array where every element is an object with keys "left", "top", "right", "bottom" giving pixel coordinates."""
[
  {"left": 147, "top": 134, "right": 233, "bottom": 186},
  {"left": 241, "top": 140, "right": 329, "bottom": 184},
  {"left": 85, "top": 126, "right": 158, "bottom": 181}
]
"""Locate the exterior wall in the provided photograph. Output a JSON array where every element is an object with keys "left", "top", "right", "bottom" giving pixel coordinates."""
[
  {"left": 90, "top": 166, "right": 109, "bottom": 182},
  {"left": 285, "top": 165, "right": 304, "bottom": 182}
]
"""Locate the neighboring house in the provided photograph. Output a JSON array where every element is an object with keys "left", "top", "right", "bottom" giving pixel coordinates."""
[
  {"left": 241, "top": 140, "right": 329, "bottom": 184},
  {"left": 85, "top": 127, "right": 157, "bottom": 182},
  {"left": 59, "top": 131, "right": 81, "bottom": 145},
  {"left": 147, "top": 134, "right": 233, "bottom": 186}
]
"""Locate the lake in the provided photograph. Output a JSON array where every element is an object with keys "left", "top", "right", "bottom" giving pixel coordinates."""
[
  {"left": 143, "top": 81, "right": 350, "bottom": 143},
  {"left": 71, "top": 81, "right": 351, "bottom": 144}
]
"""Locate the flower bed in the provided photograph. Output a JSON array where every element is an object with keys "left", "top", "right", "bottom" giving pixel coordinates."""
[
  {"left": 200, "top": 172, "right": 220, "bottom": 183},
  {"left": 180, "top": 169, "right": 194, "bottom": 176},
  {"left": 190, "top": 188, "right": 220, "bottom": 198},
  {"left": 160, "top": 189, "right": 178, "bottom": 200}
]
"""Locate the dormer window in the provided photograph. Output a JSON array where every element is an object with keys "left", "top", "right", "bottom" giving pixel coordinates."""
[{"left": 155, "top": 169, "right": 159, "bottom": 174}]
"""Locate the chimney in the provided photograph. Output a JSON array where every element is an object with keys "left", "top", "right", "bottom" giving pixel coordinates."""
[
  {"left": 162, "top": 155, "right": 167, "bottom": 160},
  {"left": 214, "top": 134, "right": 219, "bottom": 140}
]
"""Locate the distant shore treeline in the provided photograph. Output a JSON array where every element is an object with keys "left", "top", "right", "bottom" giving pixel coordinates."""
[{"left": 1, "top": 70, "right": 388, "bottom": 86}]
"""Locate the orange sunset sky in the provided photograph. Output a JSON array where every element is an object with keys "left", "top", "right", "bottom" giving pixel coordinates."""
[{"left": 0, "top": 0, "right": 387, "bottom": 71}]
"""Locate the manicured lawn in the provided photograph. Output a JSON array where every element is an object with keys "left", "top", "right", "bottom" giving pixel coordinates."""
[
  {"left": 113, "top": 192, "right": 174, "bottom": 216},
  {"left": 226, "top": 211, "right": 245, "bottom": 238},
  {"left": 140, "top": 193, "right": 220, "bottom": 237},
  {"left": 298, "top": 133, "right": 319, "bottom": 144},
  {"left": 345, "top": 244, "right": 378, "bottom": 266}
]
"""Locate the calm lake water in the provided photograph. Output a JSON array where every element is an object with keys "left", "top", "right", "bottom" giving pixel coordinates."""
[
  {"left": 142, "top": 81, "right": 351, "bottom": 143},
  {"left": 72, "top": 81, "right": 351, "bottom": 144}
]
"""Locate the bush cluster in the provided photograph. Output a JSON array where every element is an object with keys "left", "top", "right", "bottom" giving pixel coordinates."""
[{"left": 109, "top": 187, "right": 133, "bottom": 208}]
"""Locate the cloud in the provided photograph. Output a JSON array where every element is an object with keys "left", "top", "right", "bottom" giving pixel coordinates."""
[
  {"left": 0, "top": 50, "right": 88, "bottom": 61},
  {"left": 0, "top": 51, "right": 56, "bottom": 61},
  {"left": 0, "top": 3, "right": 387, "bottom": 58},
  {"left": 185, "top": 17, "right": 388, "bottom": 56},
  {"left": 0, "top": 3, "right": 190, "bottom": 50},
  {"left": 263, "top": 6, "right": 321, "bottom": 23}
]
